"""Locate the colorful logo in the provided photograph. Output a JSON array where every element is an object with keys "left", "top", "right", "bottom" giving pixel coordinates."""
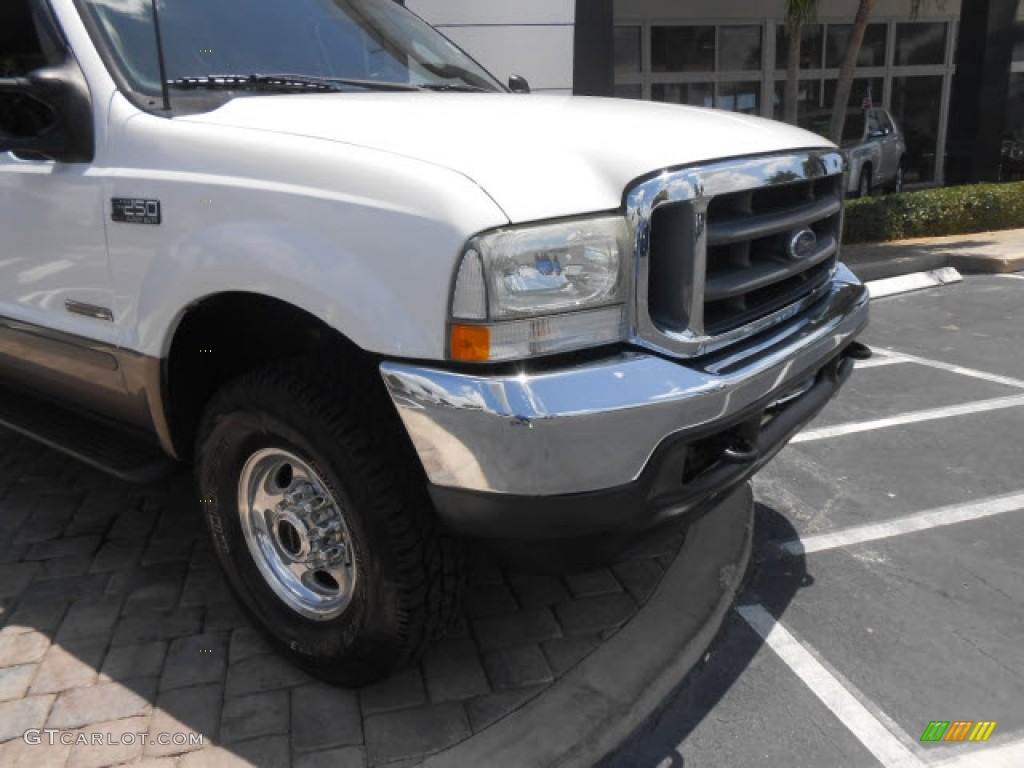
[{"left": 920, "top": 721, "right": 997, "bottom": 743}]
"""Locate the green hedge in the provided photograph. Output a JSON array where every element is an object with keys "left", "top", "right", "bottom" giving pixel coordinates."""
[{"left": 842, "top": 182, "right": 1024, "bottom": 244}]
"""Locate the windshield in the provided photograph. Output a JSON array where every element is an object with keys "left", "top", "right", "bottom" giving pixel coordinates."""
[{"left": 78, "top": 0, "right": 502, "bottom": 105}]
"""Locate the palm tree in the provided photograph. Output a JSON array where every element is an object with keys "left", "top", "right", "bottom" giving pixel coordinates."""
[
  {"left": 783, "top": 0, "right": 819, "bottom": 125},
  {"left": 829, "top": 0, "right": 878, "bottom": 142},
  {"left": 829, "top": 1, "right": 932, "bottom": 141}
]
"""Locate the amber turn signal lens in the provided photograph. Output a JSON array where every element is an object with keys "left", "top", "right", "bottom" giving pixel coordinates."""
[{"left": 450, "top": 324, "right": 490, "bottom": 361}]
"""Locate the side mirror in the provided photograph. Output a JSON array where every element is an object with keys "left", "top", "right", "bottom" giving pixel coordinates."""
[
  {"left": 508, "top": 75, "right": 531, "bottom": 94},
  {"left": 0, "top": 59, "right": 94, "bottom": 163}
]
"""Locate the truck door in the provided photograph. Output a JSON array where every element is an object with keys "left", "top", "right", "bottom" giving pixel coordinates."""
[
  {"left": 0, "top": 0, "right": 127, "bottom": 411},
  {"left": 876, "top": 110, "right": 902, "bottom": 184}
]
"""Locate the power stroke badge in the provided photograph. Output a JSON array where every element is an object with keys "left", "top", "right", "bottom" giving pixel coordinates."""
[{"left": 111, "top": 198, "right": 162, "bottom": 225}]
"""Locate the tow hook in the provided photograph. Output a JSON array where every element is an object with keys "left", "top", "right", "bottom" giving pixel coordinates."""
[
  {"left": 723, "top": 437, "right": 759, "bottom": 464},
  {"left": 846, "top": 341, "right": 873, "bottom": 360}
]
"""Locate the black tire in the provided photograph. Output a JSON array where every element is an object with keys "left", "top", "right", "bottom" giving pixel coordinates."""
[
  {"left": 195, "top": 361, "right": 463, "bottom": 687},
  {"left": 857, "top": 166, "right": 872, "bottom": 198}
]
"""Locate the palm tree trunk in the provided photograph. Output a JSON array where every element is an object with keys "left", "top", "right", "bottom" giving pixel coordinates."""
[
  {"left": 784, "top": 24, "right": 803, "bottom": 125},
  {"left": 829, "top": 0, "right": 877, "bottom": 142}
]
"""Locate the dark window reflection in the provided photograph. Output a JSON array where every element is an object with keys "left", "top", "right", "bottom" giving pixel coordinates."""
[
  {"left": 824, "top": 77, "right": 884, "bottom": 142},
  {"left": 775, "top": 24, "right": 823, "bottom": 70},
  {"left": 614, "top": 26, "right": 641, "bottom": 77},
  {"left": 895, "top": 23, "right": 947, "bottom": 66},
  {"left": 717, "top": 81, "right": 760, "bottom": 114},
  {"left": 772, "top": 79, "right": 825, "bottom": 133},
  {"left": 824, "top": 77, "right": 884, "bottom": 110},
  {"left": 614, "top": 83, "right": 643, "bottom": 100},
  {"left": 891, "top": 75, "right": 943, "bottom": 182},
  {"left": 826, "top": 23, "right": 887, "bottom": 68},
  {"left": 1004, "top": 73, "right": 1024, "bottom": 180},
  {"left": 0, "top": 1, "right": 61, "bottom": 137},
  {"left": 719, "top": 25, "right": 762, "bottom": 71},
  {"left": 652, "top": 82, "right": 713, "bottom": 108},
  {"left": 1007, "top": 72, "right": 1024, "bottom": 140},
  {"left": 651, "top": 26, "right": 715, "bottom": 72}
]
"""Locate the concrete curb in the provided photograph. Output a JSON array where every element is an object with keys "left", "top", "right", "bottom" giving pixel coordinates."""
[
  {"left": 842, "top": 229, "right": 1024, "bottom": 282},
  {"left": 866, "top": 267, "right": 963, "bottom": 299},
  {"left": 950, "top": 252, "right": 1024, "bottom": 274},
  {"left": 421, "top": 484, "right": 755, "bottom": 768}
]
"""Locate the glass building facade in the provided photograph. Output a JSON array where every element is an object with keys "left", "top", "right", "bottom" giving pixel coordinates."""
[
  {"left": 614, "top": 16, "right": 960, "bottom": 185},
  {"left": 1011, "top": 7, "right": 1024, "bottom": 141}
]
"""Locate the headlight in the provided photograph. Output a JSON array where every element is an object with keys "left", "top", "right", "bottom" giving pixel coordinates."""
[{"left": 448, "top": 216, "right": 631, "bottom": 361}]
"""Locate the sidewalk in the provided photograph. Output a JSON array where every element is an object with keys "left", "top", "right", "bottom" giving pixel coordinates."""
[
  {"left": 0, "top": 429, "right": 753, "bottom": 768},
  {"left": 842, "top": 228, "right": 1024, "bottom": 282}
]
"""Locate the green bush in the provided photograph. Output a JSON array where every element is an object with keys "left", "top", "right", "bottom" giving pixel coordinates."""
[{"left": 842, "top": 182, "right": 1024, "bottom": 244}]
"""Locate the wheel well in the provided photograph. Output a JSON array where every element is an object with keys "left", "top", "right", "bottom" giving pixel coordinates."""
[{"left": 165, "top": 293, "right": 371, "bottom": 460}]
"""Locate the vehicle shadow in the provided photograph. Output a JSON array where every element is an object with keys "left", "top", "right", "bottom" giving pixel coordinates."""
[{"left": 597, "top": 502, "right": 811, "bottom": 768}]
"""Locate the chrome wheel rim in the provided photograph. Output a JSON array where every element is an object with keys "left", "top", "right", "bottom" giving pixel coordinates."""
[{"left": 238, "top": 448, "right": 357, "bottom": 620}]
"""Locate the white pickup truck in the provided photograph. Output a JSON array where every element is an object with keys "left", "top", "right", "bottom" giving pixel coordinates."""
[{"left": 0, "top": 0, "right": 869, "bottom": 685}]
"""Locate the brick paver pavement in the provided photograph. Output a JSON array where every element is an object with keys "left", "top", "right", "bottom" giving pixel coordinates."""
[{"left": 0, "top": 429, "right": 681, "bottom": 767}]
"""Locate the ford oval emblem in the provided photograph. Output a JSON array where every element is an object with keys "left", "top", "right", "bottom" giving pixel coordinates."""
[{"left": 789, "top": 229, "right": 818, "bottom": 261}]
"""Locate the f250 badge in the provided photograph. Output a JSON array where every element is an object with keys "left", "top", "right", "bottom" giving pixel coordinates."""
[{"left": 111, "top": 198, "right": 162, "bottom": 225}]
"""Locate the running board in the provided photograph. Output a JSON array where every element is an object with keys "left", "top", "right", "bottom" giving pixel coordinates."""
[{"left": 0, "top": 382, "right": 178, "bottom": 484}]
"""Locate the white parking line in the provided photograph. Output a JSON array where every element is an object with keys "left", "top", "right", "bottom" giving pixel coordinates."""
[
  {"left": 737, "top": 604, "right": 925, "bottom": 768},
  {"left": 856, "top": 356, "right": 911, "bottom": 369},
  {"left": 791, "top": 394, "right": 1024, "bottom": 443},
  {"left": 873, "top": 349, "right": 1024, "bottom": 390},
  {"left": 764, "top": 491, "right": 1024, "bottom": 558}
]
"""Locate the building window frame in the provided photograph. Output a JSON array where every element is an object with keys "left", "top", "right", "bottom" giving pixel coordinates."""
[{"left": 614, "top": 15, "right": 959, "bottom": 185}]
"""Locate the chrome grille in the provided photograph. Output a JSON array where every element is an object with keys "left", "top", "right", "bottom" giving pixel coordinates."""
[
  {"left": 627, "top": 150, "right": 847, "bottom": 358},
  {"left": 703, "top": 175, "right": 842, "bottom": 335}
]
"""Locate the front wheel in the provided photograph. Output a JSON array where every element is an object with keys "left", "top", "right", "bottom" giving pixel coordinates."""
[{"left": 196, "top": 363, "right": 463, "bottom": 686}]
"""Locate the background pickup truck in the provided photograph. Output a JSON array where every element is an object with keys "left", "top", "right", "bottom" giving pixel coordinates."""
[
  {"left": 0, "top": 0, "right": 869, "bottom": 686},
  {"left": 842, "top": 106, "right": 908, "bottom": 197}
]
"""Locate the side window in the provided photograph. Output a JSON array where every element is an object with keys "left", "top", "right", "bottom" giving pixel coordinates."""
[
  {"left": 866, "top": 111, "right": 881, "bottom": 136},
  {"left": 0, "top": 0, "right": 60, "bottom": 76},
  {"left": 0, "top": 0, "right": 63, "bottom": 138},
  {"left": 877, "top": 112, "right": 894, "bottom": 134}
]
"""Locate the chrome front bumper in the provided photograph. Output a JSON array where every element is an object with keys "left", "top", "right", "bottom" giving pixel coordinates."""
[{"left": 381, "top": 265, "right": 869, "bottom": 499}]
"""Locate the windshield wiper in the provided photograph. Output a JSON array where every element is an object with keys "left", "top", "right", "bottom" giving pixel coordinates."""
[
  {"left": 168, "top": 74, "right": 340, "bottom": 92},
  {"left": 419, "top": 62, "right": 498, "bottom": 92},
  {"left": 167, "top": 74, "right": 424, "bottom": 93},
  {"left": 323, "top": 76, "right": 425, "bottom": 92},
  {"left": 418, "top": 83, "right": 489, "bottom": 93}
]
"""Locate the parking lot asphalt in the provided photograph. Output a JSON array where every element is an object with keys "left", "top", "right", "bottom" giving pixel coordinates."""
[{"left": 604, "top": 273, "right": 1024, "bottom": 768}]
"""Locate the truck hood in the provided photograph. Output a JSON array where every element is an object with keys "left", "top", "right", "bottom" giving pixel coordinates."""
[{"left": 180, "top": 93, "right": 834, "bottom": 223}]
